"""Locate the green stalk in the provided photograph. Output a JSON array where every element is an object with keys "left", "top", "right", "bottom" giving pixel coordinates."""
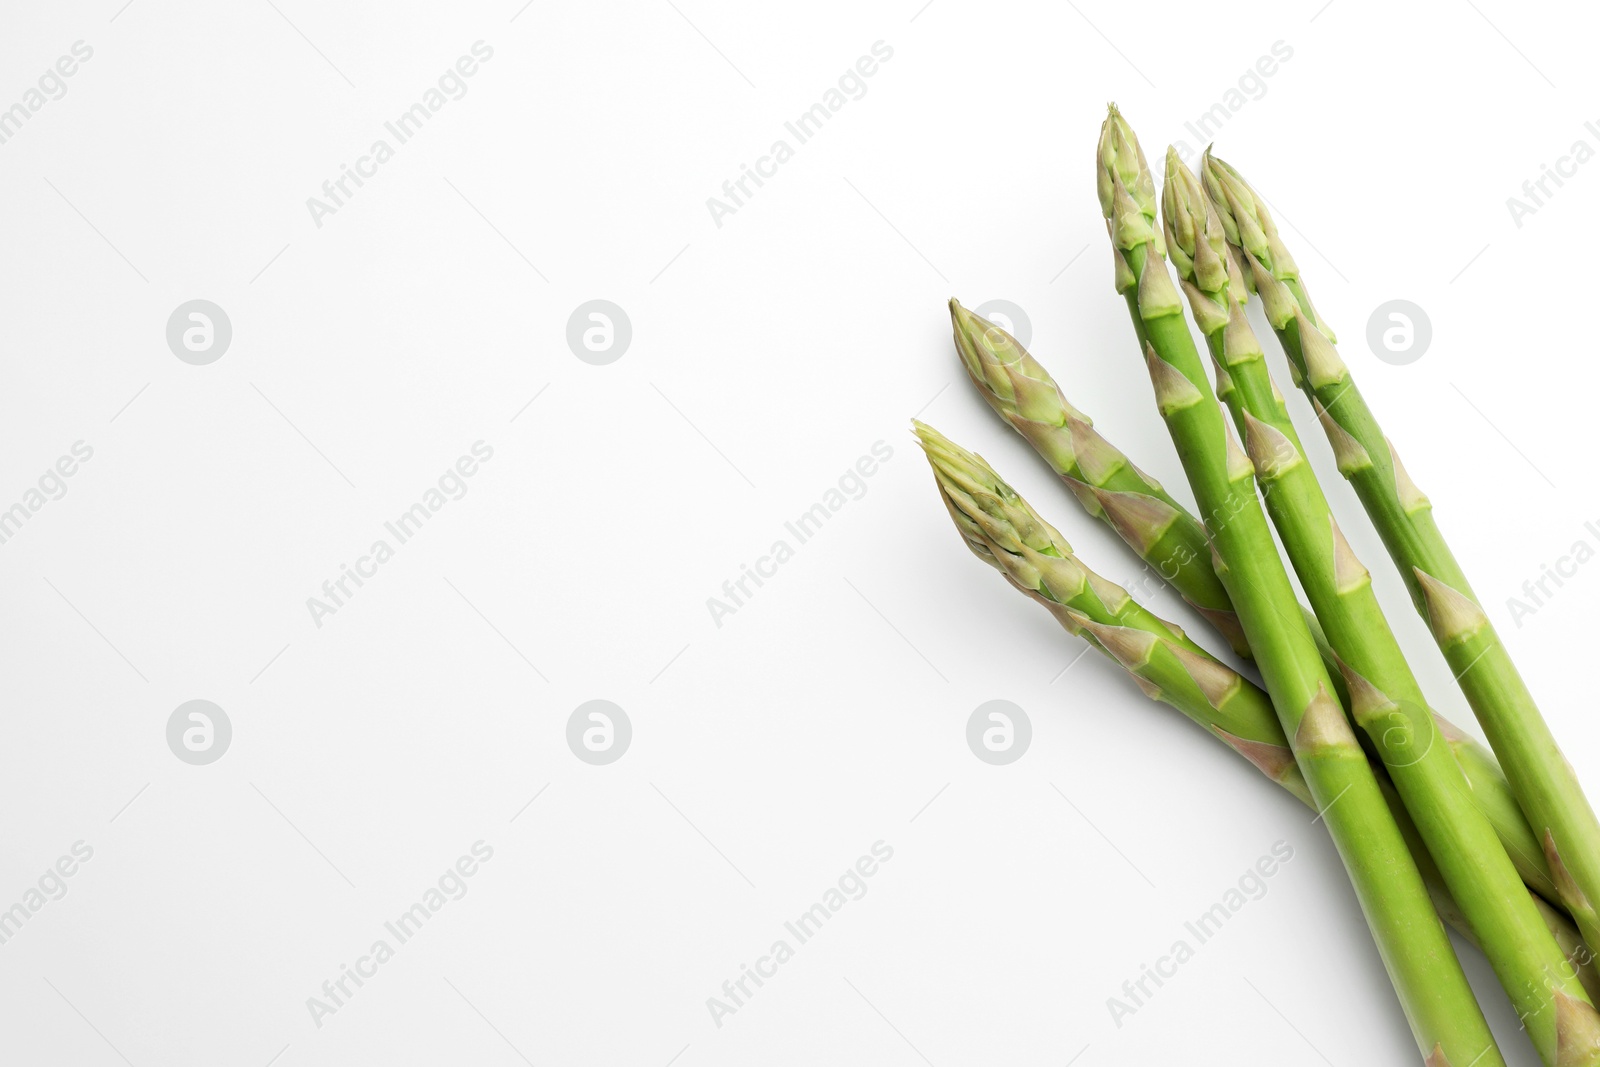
[
  {"left": 1100, "top": 105, "right": 1499, "bottom": 1066},
  {"left": 1166, "top": 151, "right": 1600, "bottom": 1064},
  {"left": 915, "top": 421, "right": 1600, "bottom": 1006},
  {"left": 1203, "top": 148, "right": 1600, "bottom": 967},
  {"left": 947, "top": 302, "right": 1559, "bottom": 911}
]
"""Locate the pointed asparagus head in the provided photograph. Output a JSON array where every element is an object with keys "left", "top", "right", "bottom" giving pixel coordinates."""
[
  {"left": 915, "top": 422, "right": 1091, "bottom": 605},
  {"left": 1200, "top": 147, "right": 1336, "bottom": 341},
  {"left": 916, "top": 422, "right": 1052, "bottom": 548},
  {"left": 1161, "top": 146, "right": 1230, "bottom": 299},
  {"left": 949, "top": 299, "right": 1086, "bottom": 428},
  {"left": 1097, "top": 105, "right": 1163, "bottom": 255},
  {"left": 1200, "top": 147, "right": 1268, "bottom": 261}
]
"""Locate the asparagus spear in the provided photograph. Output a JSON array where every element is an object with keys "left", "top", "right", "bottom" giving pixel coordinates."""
[
  {"left": 1099, "top": 105, "right": 1499, "bottom": 1066},
  {"left": 1198, "top": 150, "right": 1335, "bottom": 343},
  {"left": 915, "top": 421, "right": 1302, "bottom": 790},
  {"left": 947, "top": 301, "right": 1560, "bottom": 911},
  {"left": 1201, "top": 147, "right": 1600, "bottom": 965},
  {"left": 915, "top": 421, "right": 1600, "bottom": 1004},
  {"left": 1165, "top": 151, "right": 1600, "bottom": 1064}
]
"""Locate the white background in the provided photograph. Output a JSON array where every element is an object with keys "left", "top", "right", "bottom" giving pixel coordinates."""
[{"left": 0, "top": 1, "right": 1595, "bottom": 1064}]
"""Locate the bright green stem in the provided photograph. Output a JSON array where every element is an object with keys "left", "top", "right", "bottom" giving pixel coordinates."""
[
  {"left": 1164, "top": 153, "right": 1597, "bottom": 1065},
  {"left": 1447, "top": 718, "right": 1564, "bottom": 906},
  {"left": 1100, "top": 106, "right": 1500, "bottom": 1067},
  {"left": 1210, "top": 151, "right": 1600, "bottom": 989}
]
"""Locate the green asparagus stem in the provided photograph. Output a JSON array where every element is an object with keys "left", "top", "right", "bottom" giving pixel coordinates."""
[
  {"left": 947, "top": 301, "right": 1559, "bottom": 912},
  {"left": 1100, "top": 105, "right": 1500, "bottom": 1066},
  {"left": 1166, "top": 150, "right": 1600, "bottom": 1065},
  {"left": 1202, "top": 147, "right": 1600, "bottom": 971},
  {"left": 1397, "top": 791, "right": 1600, "bottom": 1011},
  {"left": 915, "top": 422, "right": 1600, "bottom": 1008}
]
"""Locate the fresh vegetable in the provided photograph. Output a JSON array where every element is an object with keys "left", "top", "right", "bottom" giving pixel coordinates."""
[
  {"left": 916, "top": 421, "right": 1600, "bottom": 1005},
  {"left": 1203, "top": 147, "right": 1600, "bottom": 971},
  {"left": 1165, "top": 148, "right": 1600, "bottom": 1065},
  {"left": 1097, "top": 104, "right": 1499, "bottom": 1065}
]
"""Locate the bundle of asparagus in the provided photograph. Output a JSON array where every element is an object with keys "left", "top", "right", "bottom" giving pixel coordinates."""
[{"left": 919, "top": 105, "right": 1600, "bottom": 1065}]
